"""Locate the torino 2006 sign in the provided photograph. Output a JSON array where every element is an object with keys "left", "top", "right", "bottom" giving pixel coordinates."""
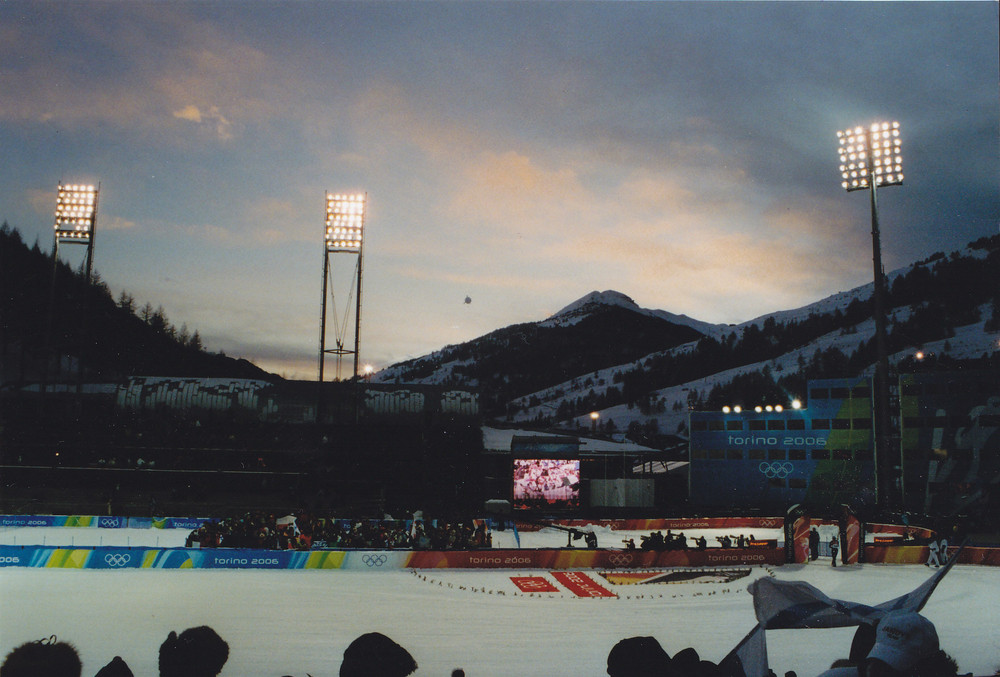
[{"left": 724, "top": 433, "right": 828, "bottom": 448}]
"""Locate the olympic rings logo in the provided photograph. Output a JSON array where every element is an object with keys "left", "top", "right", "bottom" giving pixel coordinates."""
[
  {"left": 362, "top": 554, "right": 388, "bottom": 567},
  {"left": 99, "top": 517, "right": 121, "bottom": 528},
  {"left": 608, "top": 553, "right": 633, "bottom": 567},
  {"left": 759, "top": 461, "right": 793, "bottom": 479},
  {"left": 104, "top": 553, "right": 131, "bottom": 567}
]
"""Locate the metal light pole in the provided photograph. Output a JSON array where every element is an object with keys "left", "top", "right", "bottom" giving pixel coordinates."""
[
  {"left": 837, "top": 122, "right": 903, "bottom": 511},
  {"left": 318, "top": 193, "right": 366, "bottom": 419},
  {"left": 44, "top": 182, "right": 99, "bottom": 395}
]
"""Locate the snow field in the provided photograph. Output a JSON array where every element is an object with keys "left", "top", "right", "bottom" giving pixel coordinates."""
[{"left": 1, "top": 526, "right": 998, "bottom": 676}]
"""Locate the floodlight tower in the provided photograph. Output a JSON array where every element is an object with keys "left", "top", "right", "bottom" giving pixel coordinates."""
[
  {"left": 45, "top": 183, "right": 100, "bottom": 391},
  {"left": 318, "top": 193, "right": 366, "bottom": 386},
  {"left": 837, "top": 121, "right": 903, "bottom": 510}
]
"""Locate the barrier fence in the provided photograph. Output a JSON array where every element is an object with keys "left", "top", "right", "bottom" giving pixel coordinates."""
[
  {"left": 3, "top": 515, "right": 997, "bottom": 569},
  {"left": 864, "top": 545, "right": 1000, "bottom": 566},
  {"left": 0, "top": 545, "right": 785, "bottom": 570}
]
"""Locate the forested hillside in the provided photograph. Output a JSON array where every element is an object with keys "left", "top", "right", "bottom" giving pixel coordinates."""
[
  {"left": 379, "top": 235, "right": 998, "bottom": 435},
  {"left": 0, "top": 223, "right": 273, "bottom": 385}
]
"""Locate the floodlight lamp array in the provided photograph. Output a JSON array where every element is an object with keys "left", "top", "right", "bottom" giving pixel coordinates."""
[
  {"left": 325, "top": 193, "right": 365, "bottom": 252},
  {"left": 54, "top": 184, "right": 98, "bottom": 242},
  {"left": 837, "top": 122, "right": 902, "bottom": 192}
]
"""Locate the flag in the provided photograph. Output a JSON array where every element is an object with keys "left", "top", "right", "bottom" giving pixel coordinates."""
[
  {"left": 719, "top": 623, "right": 768, "bottom": 677},
  {"left": 748, "top": 578, "right": 883, "bottom": 629},
  {"left": 875, "top": 541, "right": 963, "bottom": 614},
  {"left": 748, "top": 542, "right": 964, "bottom": 630}
]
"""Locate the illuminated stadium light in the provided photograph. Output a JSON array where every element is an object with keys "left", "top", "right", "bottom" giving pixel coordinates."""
[
  {"left": 836, "top": 119, "right": 905, "bottom": 510},
  {"left": 791, "top": 399, "right": 802, "bottom": 410},
  {"left": 44, "top": 181, "right": 101, "bottom": 395},
  {"left": 754, "top": 406, "right": 763, "bottom": 413},
  {"left": 319, "top": 190, "right": 368, "bottom": 397},
  {"left": 774, "top": 404, "right": 783, "bottom": 412},
  {"left": 325, "top": 193, "right": 365, "bottom": 252},
  {"left": 733, "top": 405, "right": 742, "bottom": 413},
  {"left": 722, "top": 406, "right": 731, "bottom": 414},
  {"left": 837, "top": 121, "right": 902, "bottom": 191},
  {"left": 54, "top": 183, "right": 98, "bottom": 243}
]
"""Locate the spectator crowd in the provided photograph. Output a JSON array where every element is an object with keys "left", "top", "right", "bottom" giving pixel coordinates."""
[
  {"left": 0, "top": 611, "right": 970, "bottom": 677},
  {"left": 185, "top": 511, "right": 492, "bottom": 551}
]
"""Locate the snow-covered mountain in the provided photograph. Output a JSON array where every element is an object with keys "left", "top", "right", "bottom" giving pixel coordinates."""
[
  {"left": 541, "top": 290, "right": 726, "bottom": 337},
  {"left": 375, "top": 235, "right": 999, "bottom": 441}
]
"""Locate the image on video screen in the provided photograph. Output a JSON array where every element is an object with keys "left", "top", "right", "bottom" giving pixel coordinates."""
[{"left": 512, "top": 458, "right": 580, "bottom": 510}]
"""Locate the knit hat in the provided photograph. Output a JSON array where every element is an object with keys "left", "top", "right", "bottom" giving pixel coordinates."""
[
  {"left": 606, "top": 636, "right": 672, "bottom": 677},
  {"left": 866, "top": 612, "right": 939, "bottom": 672},
  {"left": 158, "top": 626, "right": 229, "bottom": 677},
  {"left": 339, "top": 633, "right": 417, "bottom": 677}
]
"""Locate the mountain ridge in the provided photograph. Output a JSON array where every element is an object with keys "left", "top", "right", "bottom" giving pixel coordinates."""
[
  {"left": 542, "top": 290, "right": 727, "bottom": 337},
  {"left": 376, "top": 234, "right": 1000, "bottom": 438}
]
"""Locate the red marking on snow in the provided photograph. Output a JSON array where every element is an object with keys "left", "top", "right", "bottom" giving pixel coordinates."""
[
  {"left": 511, "top": 576, "right": 558, "bottom": 593},
  {"left": 551, "top": 571, "right": 616, "bottom": 598}
]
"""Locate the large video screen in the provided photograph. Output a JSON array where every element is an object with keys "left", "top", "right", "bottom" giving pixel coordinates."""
[{"left": 513, "top": 458, "right": 580, "bottom": 510}]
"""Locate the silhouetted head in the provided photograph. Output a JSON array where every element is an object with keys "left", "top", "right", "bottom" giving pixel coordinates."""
[
  {"left": 607, "top": 636, "right": 673, "bottom": 677},
  {"left": 94, "top": 656, "right": 133, "bottom": 677},
  {"left": 339, "top": 633, "right": 417, "bottom": 677},
  {"left": 1, "top": 637, "right": 81, "bottom": 677},
  {"left": 158, "top": 626, "right": 229, "bottom": 677}
]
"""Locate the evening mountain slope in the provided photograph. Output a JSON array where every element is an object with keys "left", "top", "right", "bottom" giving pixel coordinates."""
[{"left": 377, "top": 235, "right": 999, "bottom": 436}]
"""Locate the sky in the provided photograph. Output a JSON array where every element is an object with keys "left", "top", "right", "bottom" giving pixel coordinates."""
[{"left": 1, "top": 2, "right": 997, "bottom": 380}]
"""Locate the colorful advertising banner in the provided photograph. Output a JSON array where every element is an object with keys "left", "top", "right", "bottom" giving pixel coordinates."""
[
  {"left": 0, "top": 515, "right": 213, "bottom": 530},
  {"left": 515, "top": 517, "right": 785, "bottom": 532},
  {"left": 0, "top": 545, "right": 785, "bottom": 570},
  {"left": 864, "top": 545, "right": 1000, "bottom": 567},
  {"left": 402, "top": 548, "right": 784, "bottom": 569}
]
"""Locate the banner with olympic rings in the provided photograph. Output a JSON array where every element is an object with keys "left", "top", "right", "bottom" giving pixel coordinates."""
[
  {"left": 8, "top": 545, "right": 998, "bottom": 569},
  {"left": 0, "top": 545, "right": 785, "bottom": 570},
  {"left": 0, "top": 515, "right": 214, "bottom": 530}
]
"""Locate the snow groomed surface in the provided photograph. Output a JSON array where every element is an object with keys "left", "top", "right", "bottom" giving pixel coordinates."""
[{"left": 2, "top": 518, "right": 999, "bottom": 676}]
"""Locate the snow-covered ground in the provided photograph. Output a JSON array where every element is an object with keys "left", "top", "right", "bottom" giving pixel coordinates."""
[{"left": 2, "top": 525, "right": 998, "bottom": 676}]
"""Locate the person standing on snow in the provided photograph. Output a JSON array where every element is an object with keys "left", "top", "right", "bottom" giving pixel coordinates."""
[
  {"left": 809, "top": 527, "right": 820, "bottom": 561},
  {"left": 830, "top": 535, "right": 839, "bottom": 567},
  {"left": 926, "top": 537, "right": 941, "bottom": 567}
]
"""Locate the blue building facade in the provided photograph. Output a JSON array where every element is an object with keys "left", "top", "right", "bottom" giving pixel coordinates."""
[{"left": 688, "top": 377, "right": 877, "bottom": 509}]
